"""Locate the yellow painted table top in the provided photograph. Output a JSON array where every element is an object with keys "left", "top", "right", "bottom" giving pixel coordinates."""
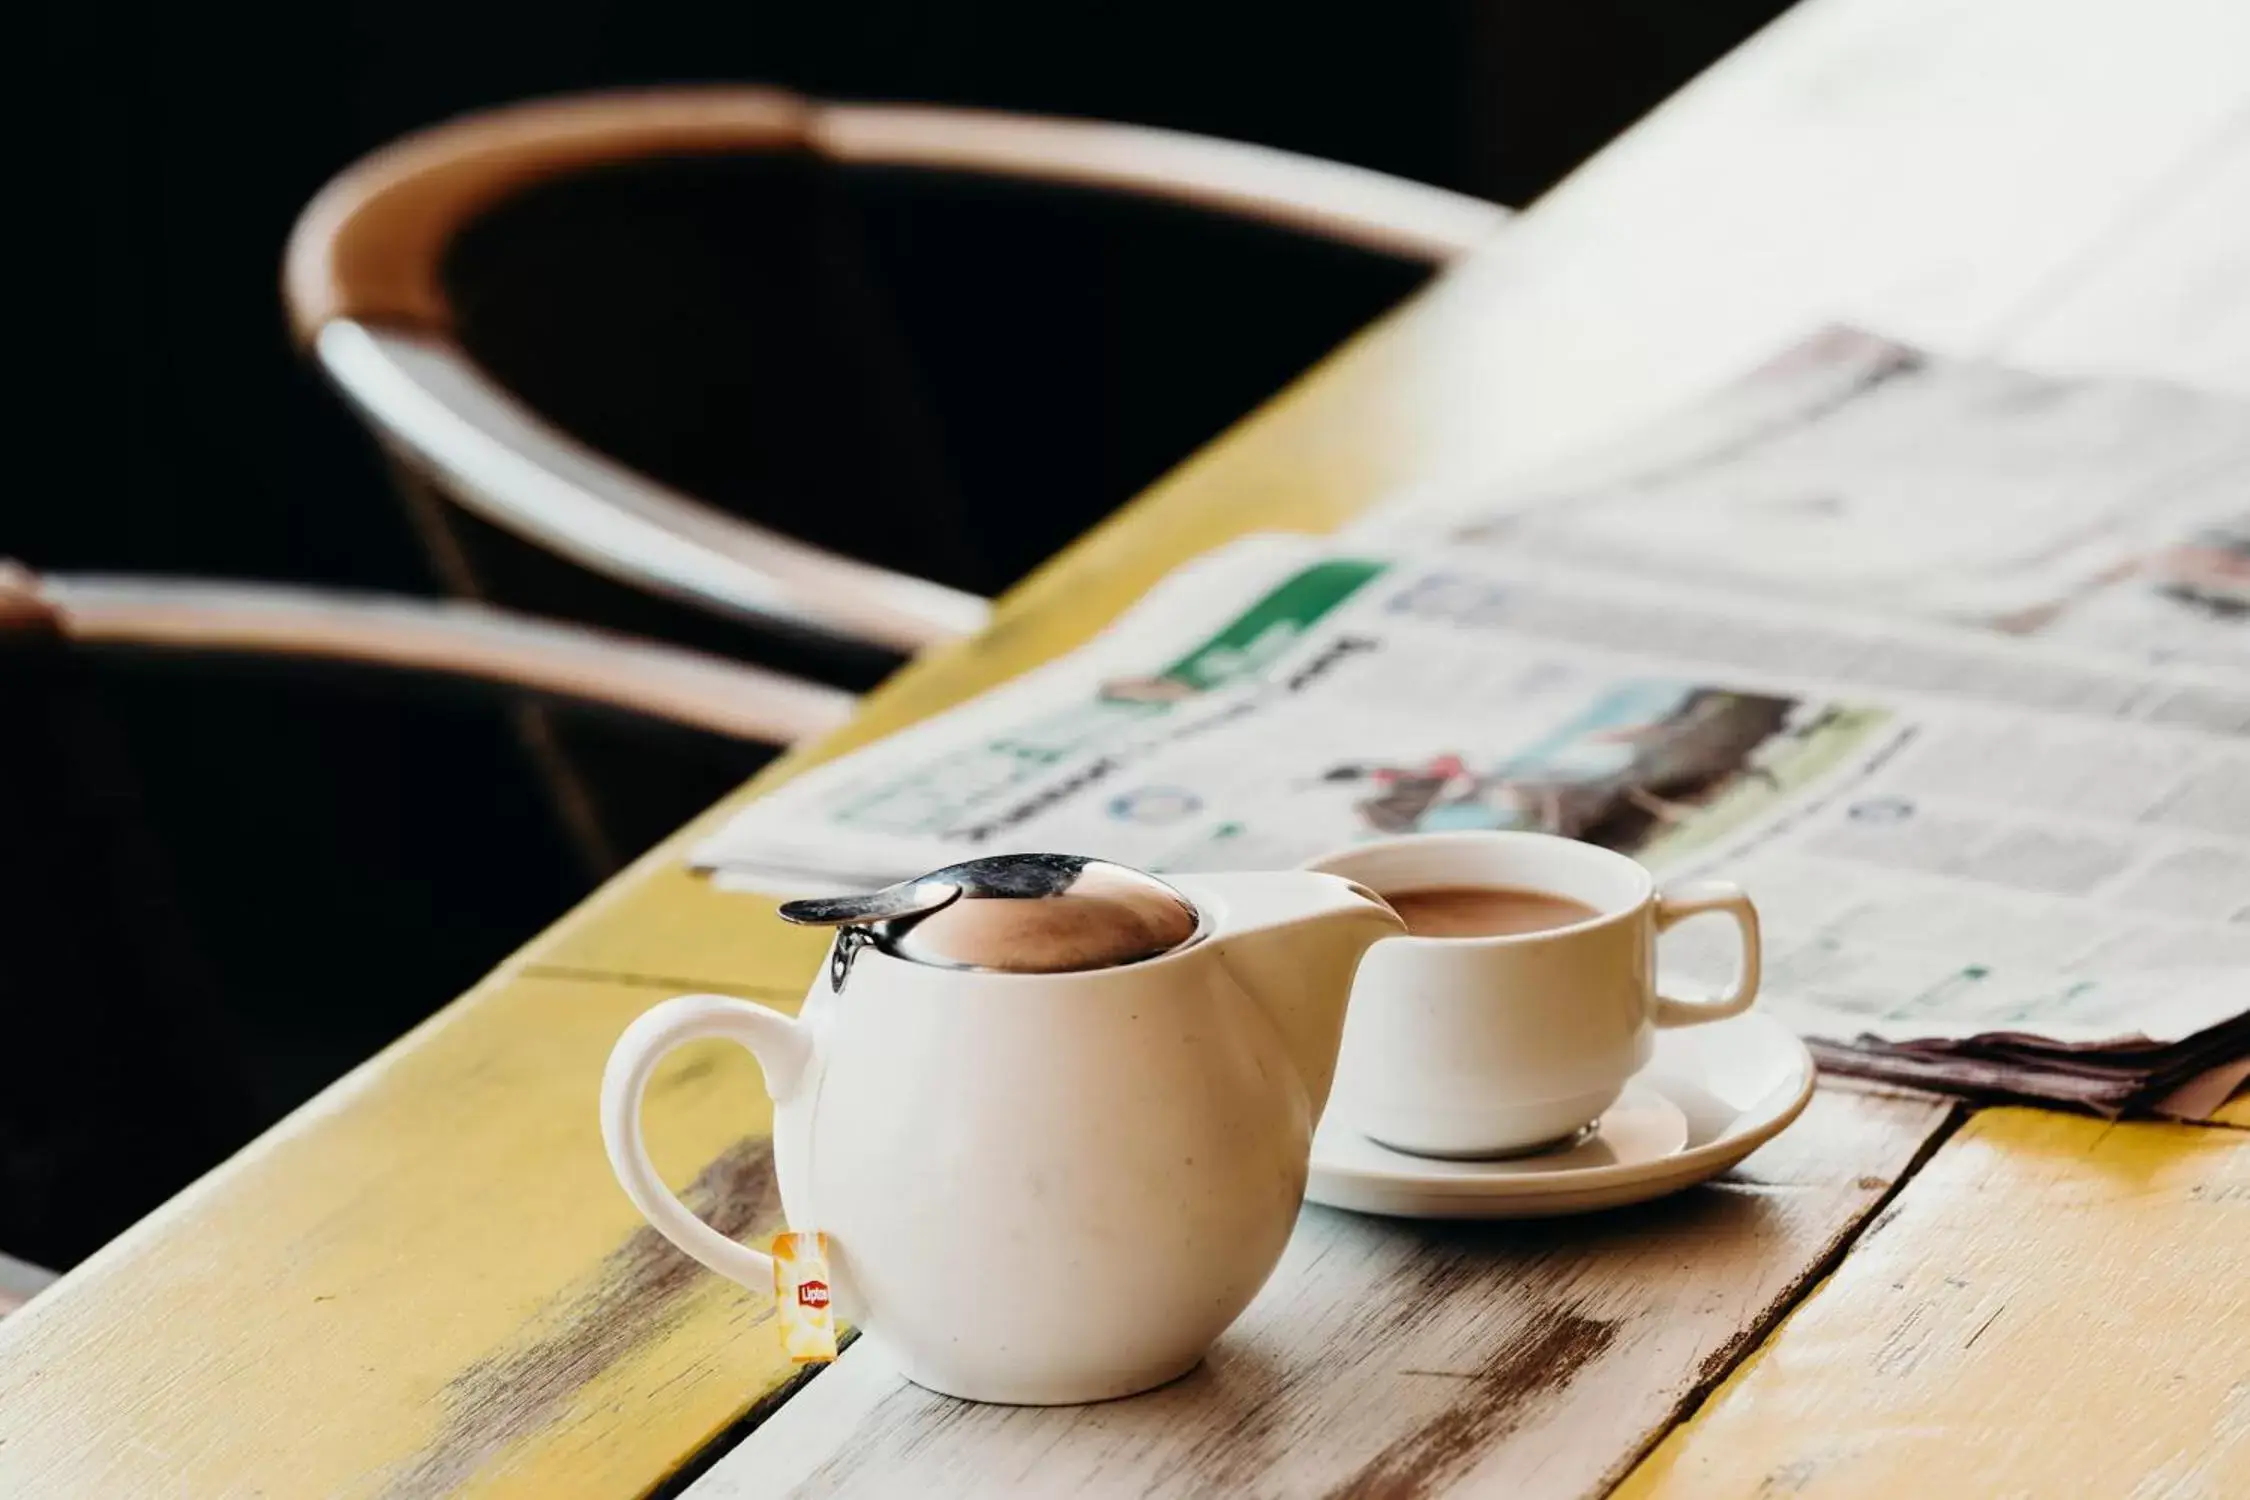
[
  {"left": 0, "top": 974, "right": 806, "bottom": 1498},
  {"left": 1616, "top": 1109, "right": 2250, "bottom": 1499},
  {"left": 7, "top": 0, "right": 2250, "bottom": 1495}
]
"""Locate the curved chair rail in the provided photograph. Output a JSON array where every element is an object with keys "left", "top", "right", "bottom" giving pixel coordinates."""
[
  {"left": 314, "top": 321, "right": 993, "bottom": 656},
  {"left": 284, "top": 88, "right": 1511, "bottom": 341},
  {"left": 0, "top": 1251, "right": 55, "bottom": 1319},
  {"left": 4, "top": 562, "right": 856, "bottom": 747},
  {"left": 285, "top": 88, "right": 1511, "bottom": 656}
]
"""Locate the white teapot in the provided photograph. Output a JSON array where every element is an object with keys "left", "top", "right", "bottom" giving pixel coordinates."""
[{"left": 600, "top": 853, "right": 1400, "bottom": 1405}]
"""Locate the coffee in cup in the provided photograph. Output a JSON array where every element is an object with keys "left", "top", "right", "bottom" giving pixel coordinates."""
[
  {"left": 1381, "top": 884, "right": 1600, "bottom": 939},
  {"left": 1304, "top": 831, "right": 1761, "bottom": 1159}
]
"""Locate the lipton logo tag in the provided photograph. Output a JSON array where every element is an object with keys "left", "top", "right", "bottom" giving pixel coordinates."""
[{"left": 773, "top": 1231, "right": 839, "bottom": 1363}]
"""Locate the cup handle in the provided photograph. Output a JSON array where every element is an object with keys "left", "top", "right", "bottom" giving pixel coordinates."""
[
  {"left": 599, "top": 993, "right": 815, "bottom": 1289},
  {"left": 1652, "top": 880, "right": 1761, "bottom": 1028}
]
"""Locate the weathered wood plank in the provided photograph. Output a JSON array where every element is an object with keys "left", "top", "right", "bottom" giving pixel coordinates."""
[
  {"left": 0, "top": 976, "right": 805, "bottom": 1499},
  {"left": 1613, "top": 1109, "right": 2250, "bottom": 1499},
  {"left": 685, "top": 1084, "right": 1952, "bottom": 1499},
  {"left": 4, "top": 1, "right": 2246, "bottom": 1495}
]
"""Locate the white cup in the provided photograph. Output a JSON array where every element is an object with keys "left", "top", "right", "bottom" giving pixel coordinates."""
[{"left": 1303, "top": 831, "right": 1760, "bottom": 1159}]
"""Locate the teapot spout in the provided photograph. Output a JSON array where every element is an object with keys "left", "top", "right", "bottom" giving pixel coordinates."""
[{"left": 1170, "top": 872, "right": 1403, "bottom": 1123}]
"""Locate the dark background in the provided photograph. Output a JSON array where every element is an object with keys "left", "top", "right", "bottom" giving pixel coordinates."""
[
  {"left": 7, "top": 0, "right": 1793, "bottom": 1267},
  {"left": 24, "top": 0, "right": 1793, "bottom": 585}
]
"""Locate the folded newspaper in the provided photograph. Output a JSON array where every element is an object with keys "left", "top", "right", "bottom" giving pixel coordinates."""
[{"left": 695, "top": 329, "right": 2250, "bottom": 1116}]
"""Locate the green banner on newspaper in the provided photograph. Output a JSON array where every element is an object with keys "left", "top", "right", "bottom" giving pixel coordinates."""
[
  {"left": 1154, "top": 557, "right": 1389, "bottom": 693},
  {"left": 836, "top": 557, "right": 1389, "bottom": 837}
]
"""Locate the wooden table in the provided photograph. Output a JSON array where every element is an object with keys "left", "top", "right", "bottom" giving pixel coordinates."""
[{"left": 5, "top": 0, "right": 2248, "bottom": 1494}]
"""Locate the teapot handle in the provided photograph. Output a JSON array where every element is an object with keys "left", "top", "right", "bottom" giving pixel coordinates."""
[{"left": 600, "top": 993, "right": 815, "bottom": 1289}]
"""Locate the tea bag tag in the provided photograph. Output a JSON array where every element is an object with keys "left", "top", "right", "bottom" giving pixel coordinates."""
[{"left": 773, "top": 1231, "right": 839, "bottom": 1363}]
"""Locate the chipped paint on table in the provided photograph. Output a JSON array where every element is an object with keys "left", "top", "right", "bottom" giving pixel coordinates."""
[
  {"left": 1615, "top": 1109, "right": 2250, "bottom": 1499},
  {"left": 0, "top": 977, "right": 802, "bottom": 1498},
  {"left": 5, "top": 0, "right": 2250, "bottom": 1494},
  {"left": 683, "top": 1085, "right": 1954, "bottom": 1499}
]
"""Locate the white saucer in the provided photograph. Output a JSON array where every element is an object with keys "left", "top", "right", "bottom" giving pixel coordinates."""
[{"left": 1306, "top": 1012, "right": 1815, "bottom": 1219}]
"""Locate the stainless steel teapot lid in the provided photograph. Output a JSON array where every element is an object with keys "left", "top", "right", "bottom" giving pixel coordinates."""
[{"left": 778, "top": 854, "right": 1201, "bottom": 976}]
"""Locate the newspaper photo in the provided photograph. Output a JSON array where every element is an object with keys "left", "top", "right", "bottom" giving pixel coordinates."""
[
  {"left": 1362, "top": 327, "right": 2250, "bottom": 677},
  {"left": 695, "top": 536, "right": 2250, "bottom": 1062}
]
